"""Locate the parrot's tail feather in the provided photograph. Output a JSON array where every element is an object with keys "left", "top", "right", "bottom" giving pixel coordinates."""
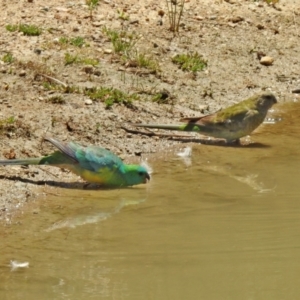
[
  {"left": 0, "top": 158, "right": 42, "bottom": 166},
  {"left": 133, "top": 124, "right": 186, "bottom": 131}
]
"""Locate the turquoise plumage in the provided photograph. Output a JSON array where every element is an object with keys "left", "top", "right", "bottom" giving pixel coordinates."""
[{"left": 0, "top": 137, "right": 150, "bottom": 187}]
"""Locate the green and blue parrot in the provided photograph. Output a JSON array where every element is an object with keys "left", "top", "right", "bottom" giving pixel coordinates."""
[
  {"left": 0, "top": 137, "right": 150, "bottom": 187},
  {"left": 134, "top": 92, "right": 277, "bottom": 143}
]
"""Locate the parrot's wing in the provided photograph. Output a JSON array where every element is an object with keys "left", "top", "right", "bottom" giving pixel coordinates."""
[
  {"left": 180, "top": 116, "right": 207, "bottom": 122},
  {"left": 180, "top": 109, "right": 222, "bottom": 123},
  {"left": 45, "top": 137, "right": 123, "bottom": 172},
  {"left": 72, "top": 144, "right": 123, "bottom": 172},
  {"left": 182, "top": 108, "right": 258, "bottom": 132},
  {"left": 214, "top": 109, "right": 259, "bottom": 132}
]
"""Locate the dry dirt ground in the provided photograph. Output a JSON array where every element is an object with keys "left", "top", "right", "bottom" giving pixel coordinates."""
[{"left": 0, "top": 0, "right": 299, "bottom": 221}]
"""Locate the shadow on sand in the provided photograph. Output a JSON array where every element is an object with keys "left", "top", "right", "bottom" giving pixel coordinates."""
[{"left": 0, "top": 175, "right": 133, "bottom": 190}]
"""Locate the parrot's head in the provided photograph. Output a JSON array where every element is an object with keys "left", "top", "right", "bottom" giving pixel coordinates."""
[
  {"left": 123, "top": 164, "right": 151, "bottom": 186},
  {"left": 256, "top": 92, "right": 277, "bottom": 111}
]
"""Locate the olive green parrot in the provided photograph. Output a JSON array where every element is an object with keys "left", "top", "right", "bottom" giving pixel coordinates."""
[{"left": 134, "top": 92, "right": 277, "bottom": 142}]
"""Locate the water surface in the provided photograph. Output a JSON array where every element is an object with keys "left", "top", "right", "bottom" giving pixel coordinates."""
[{"left": 1, "top": 101, "right": 300, "bottom": 300}]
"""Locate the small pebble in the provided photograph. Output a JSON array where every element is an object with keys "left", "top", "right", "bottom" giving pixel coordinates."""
[
  {"left": 19, "top": 70, "right": 26, "bottom": 77},
  {"left": 195, "top": 15, "right": 204, "bottom": 21},
  {"left": 34, "top": 48, "right": 42, "bottom": 55},
  {"left": 92, "top": 21, "right": 106, "bottom": 27},
  {"left": 260, "top": 56, "right": 274, "bottom": 66},
  {"left": 85, "top": 99, "right": 93, "bottom": 105},
  {"left": 82, "top": 66, "right": 94, "bottom": 74},
  {"left": 257, "top": 24, "right": 265, "bottom": 30},
  {"left": 231, "top": 16, "right": 244, "bottom": 23},
  {"left": 292, "top": 88, "right": 300, "bottom": 94}
]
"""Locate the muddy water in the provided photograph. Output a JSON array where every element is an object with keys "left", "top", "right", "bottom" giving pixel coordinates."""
[{"left": 1, "top": 102, "right": 300, "bottom": 300}]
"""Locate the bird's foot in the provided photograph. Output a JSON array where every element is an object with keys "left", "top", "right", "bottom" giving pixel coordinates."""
[
  {"left": 226, "top": 138, "right": 241, "bottom": 146},
  {"left": 83, "top": 182, "right": 91, "bottom": 189}
]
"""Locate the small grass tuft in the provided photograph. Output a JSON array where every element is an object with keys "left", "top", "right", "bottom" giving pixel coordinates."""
[
  {"left": 0, "top": 116, "right": 15, "bottom": 135},
  {"left": 64, "top": 52, "right": 99, "bottom": 66},
  {"left": 58, "top": 36, "right": 69, "bottom": 45},
  {"left": 133, "top": 52, "right": 160, "bottom": 72},
  {"left": 42, "top": 82, "right": 81, "bottom": 94},
  {"left": 102, "top": 27, "right": 137, "bottom": 56},
  {"left": 5, "top": 24, "right": 18, "bottom": 32},
  {"left": 86, "top": 0, "right": 99, "bottom": 8},
  {"left": 6, "top": 24, "right": 42, "bottom": 36},
  {"left": 103, "top": 27, "right": 159, "bottom": 72},
  {"left": 70, "top": 37, "right": 86, "bottom": 47},
  {"left": 81, "top": 57, "right": 98, "bottom": 66},
  {"left": 86, "top": 0, "right": 100, "bottom": 20},
  {"left": 117, "top": 9, "right": 129, "bottom": 21},
  {"left": 64, "top": 53, "right": 79, "bottom": 65},
  {"left": 152, "top": 92, "right": 170, "bottom": 104},
  {"left": 264, "top": 0, "right": 279, "bottom": 3},
  {"left": 43, "top": 82, "right": 55, "bottom": 90},
  {"left": 84, "top": 87, "right": 138, "bottom": 109},
  {"left": 59, "top": 36, "right": 87, "bottom": 48},
  {"left": 0, "top": 116, "right": 15, "bottom": 126},
  {"left": 47, "top": 95, "right": 66, "bottom": 104},
  {"left": 64, "top": 85, "right": 81, "bottom": 94},
  {"left": 172, "top": 52, "right": 207, "bottom": 72},
  {"left": 19, "top": 24, "right": 42, "bottom": 36},
  {"left": 2, "top": 52, "right": 14, "bottom": 64},
  {"left": 18, "top": 61, "right": 53, "bottom": 76}
]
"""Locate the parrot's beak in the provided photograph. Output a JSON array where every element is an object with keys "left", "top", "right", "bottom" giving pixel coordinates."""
[{"left": 145, "top": 172, "right": 150, "bottom": 183}]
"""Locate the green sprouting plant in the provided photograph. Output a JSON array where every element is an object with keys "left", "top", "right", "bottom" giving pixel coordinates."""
[
  {"left": 86, "top": 0, "right": 99, "bottom": 20},
  {"left": 0, "top": 116, "right": 31, "bottom": 137},
  {"left": 64, "top": 52, "right": 98, "bottom": 66},
  {"left": 81, "top": 57, "right": 98, "bottom": 66},
  {"left": 42, "top": 81, "right": 81, "bottom": 94},
  {"left": 117, "top": 9, "right": 129, "bottom": 21},
  {"left": 165, "top": 0, "right": 185, "bottom": 33},
  {"left": 95, "top": 122, "right": 101, "bottom": 133},
  {"left": 86, "top": 0, "right": 99, "bottom": 6},
  {"left": 2, "top": 116, "right": 15, "bottom": 125},
  {"left": 65, "top": 52, "right": 80, "bottom": 65},
  {"left": 2, "top": 52, "right": 14, "bottom": 64},
  {"left": 51, "top": 116, "right": 57, "bottom": 127},
  {"left": 64, "top": 85, "right": 81, "bottom": 94},
  {"left": 172, "top": 52, "right": 207, "bottom": 72},
  {"left": 133, "top": 52, "right": 159, "bottom": 72},
  {"left": 47, "top": 95, "right": 66, "bottom": 104},
  {"left": 266, "top": 0, "right": 279, "bottom": 3},
  {"left": 102, "top": 27, "right": 138, "bottom": 56},
  {"left": 5, "top": 24, "right": 18, "bottom": 32},
  {"left": 19, "top": 24, "right": 42, "bottom": 36},
  {"left": 84, "top": 87, "right": 138, "bottom": 108},
  {"left": 59, "top": 37, "right": 69, "bottom": 45},
  {"left": 102, "top": 27, "right": 159, "bottom": 72},
  {"left": 59, "top": 36, "right": 87, "bottom": 48},
  {"left": 6, "top": 24, "right": 42, "bottom": 36},
  {"left": 42, "top": 79, "right": 63, "bottom": 91},
  {"left": 0, "top": 116, "right": 15, "bottom": 133},
  {"left": 152, "top": 92, "right": 170, "bottom": 104},
  {"left": 70, "top": 37, "right": 86, "bottom": 47},
  {"left": 42, "top": 82, "right": 53, "bottom": 90}
]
